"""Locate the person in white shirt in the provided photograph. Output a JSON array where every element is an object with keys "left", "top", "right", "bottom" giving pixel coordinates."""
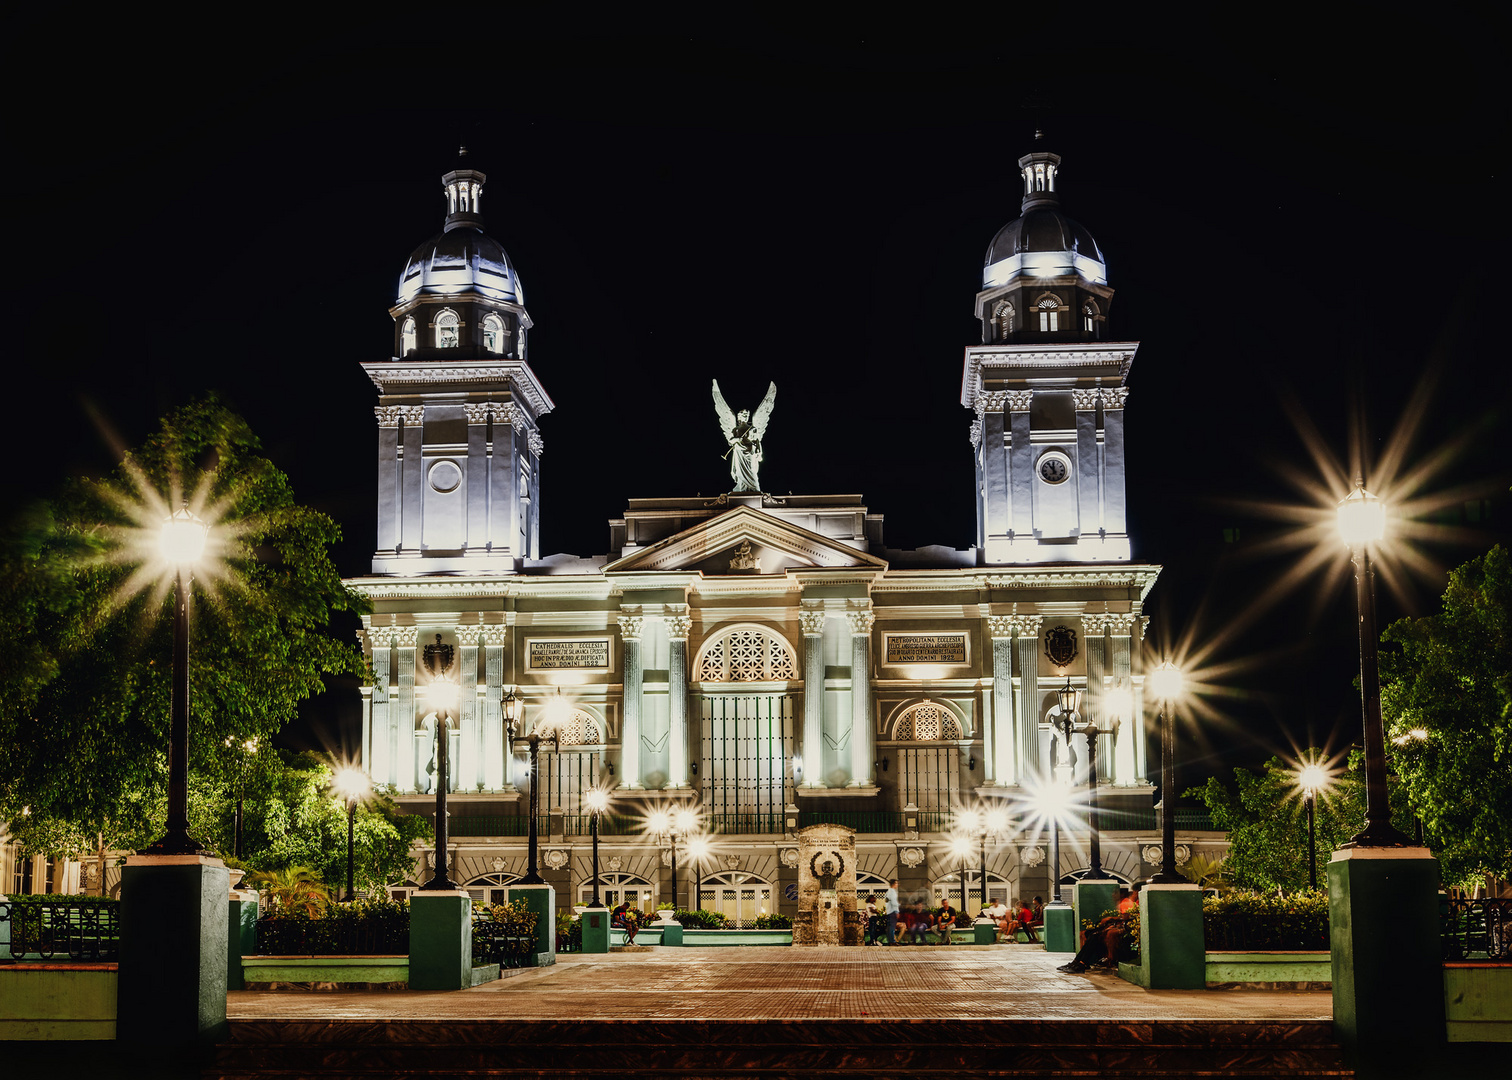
[
  {"left": 884, "top": 879, "right": 900, "bottom": 945},
  {"left": 985, "top": 899, "right": 1011, "bottom": 938}
]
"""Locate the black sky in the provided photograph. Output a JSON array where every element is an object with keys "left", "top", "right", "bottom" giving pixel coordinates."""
[{"left": 7, "top": 19, "right": 1507, "bottom": 787}]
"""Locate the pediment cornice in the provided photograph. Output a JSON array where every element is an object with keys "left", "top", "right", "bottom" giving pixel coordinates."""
[{"left": 604, "top": 505, "right": 888, "bottom": 574}]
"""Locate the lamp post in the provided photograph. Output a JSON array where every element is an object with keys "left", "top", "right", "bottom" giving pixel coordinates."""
[
  {"left": 1337, "top": 482, "right": 1412, "bottom": 848},
  {"left": 1053, "top": 678, "right": 1115, "bottom": 878},
  {"left": 1147, "top": 659, "right": 1187, "bottom": 884},
  {"left": 332, "top": 767, "right": 371, "bottom": 902},
  {"left": 585, "top": 788, "right": 608, "bottom": 908},
  {"left": 517, "top": 692, "right": 568, "bottom": 886},
  {"left": 955, "top": 807, "right": 1010, "bottom": 911},
  {"left": 418, "top": 635, "right": 460, "bottom": 891},
  {"left": 1041, "top": 782, "right": 1071, "bottom": 905},
  {"left": 648, "top": 806, "right": 699, "bottom": 910},
  {"left": 225, "top": 736, "right": 258, "bottom": 859},
  {"left": 687, "top": 836, "right": 710, "bottom": 912},
  {"left": 145, "top": 506, "right": 210, "bottom": 856},
  {"left": 1298, "top": 763, "right": 1327, "bottom": 891}
]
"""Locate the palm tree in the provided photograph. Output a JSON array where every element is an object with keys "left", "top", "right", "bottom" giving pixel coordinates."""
[{"left": 246, "top": 865, "right": 331, "bottom": 916}]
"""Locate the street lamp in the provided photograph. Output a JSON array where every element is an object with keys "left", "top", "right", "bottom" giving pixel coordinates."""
[
  {"left": 418, "top": 635, "right": 460, "bottom": 891},
  {"left": 1297, "top": 762, "right": 1329, "bottom": 891},
  {"left": 517, "top": 691, "right": 570, "bottom": 886},
  {"left": 955, "top": 807, "right": 1010, "bottom": 912},
  {"left": 647, "top": 805, "right": 699, "bottom": 910},
  {"left": 144, "top": 506, "right": 209, "bottom": 855},
  {"left": 225, "top": 736, "right": 258, "bottom": 859},
  {"left": 332, "top": 766, "right": 371, "bottom": 902},
  {"left": 585, "top": 788, "right": 609, "bottom": 908},
  {"left": 1337, "top": 481, "right": 1412, "bottom": 848},
  {"left": 1036, "top": 780, "right": 1073, "bottom": 905},
  {"left": 1147, "top": 659, "right": 1187, "bottom": 884},
  {"left": 687, "top": 835, "right": 711, "bottom": 912},
  {"left": 1053, "top": 678, "right": 1118, "bottom": 880}
]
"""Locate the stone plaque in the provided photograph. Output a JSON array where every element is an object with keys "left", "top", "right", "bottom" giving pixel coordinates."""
[
  {"left": 525, "top": 637, "right": 611, "bottom": 671},
  {"left": 883, "top": 632, "right": 968, "bottom": 666}
]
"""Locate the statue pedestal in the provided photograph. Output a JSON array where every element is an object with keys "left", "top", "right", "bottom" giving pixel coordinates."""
[{"left": 789, "top": 823, "right": 862, "bottom": 946}]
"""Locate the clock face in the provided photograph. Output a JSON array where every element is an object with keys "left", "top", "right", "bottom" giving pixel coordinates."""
[{"left": 1039, "top": 456, "right": 1070, "bottom": 484}]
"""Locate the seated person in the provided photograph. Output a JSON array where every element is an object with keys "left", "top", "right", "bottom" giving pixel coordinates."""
[
  {"left": 933, "top": 899, "right": 957, "bottom": 943},
  {"left": 1015, "top": 899, "right": 1041, "bottom": 943},
  {"left": 1057, "top": 890, "right": 1135, "bottom": 973},
  {"left": 984, "top": 898, "right": 1010, "bottom": 937},
  {"left": 611, "top": 901, "right": 638, "bottom": 945},
  {"left": 865, "top": 896, "right": 887, "bottom": 945}
]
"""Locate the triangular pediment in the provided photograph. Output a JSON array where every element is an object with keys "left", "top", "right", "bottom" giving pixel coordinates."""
[{"left": 604, "top": 505, "right": 888, "bottom": 574}]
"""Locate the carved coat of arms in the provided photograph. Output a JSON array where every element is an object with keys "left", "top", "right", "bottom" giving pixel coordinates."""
[{"left": 1044, "top": 625, "right": 1078, "bottom": 667}]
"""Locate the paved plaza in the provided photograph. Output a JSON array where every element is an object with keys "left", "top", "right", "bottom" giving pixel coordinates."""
[{"left": 227, "top": 945, "right": 1333, "bottom": 1023}]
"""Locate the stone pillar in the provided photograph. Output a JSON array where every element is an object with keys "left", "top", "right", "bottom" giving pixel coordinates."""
[
  {"left": 512, "top": 883, "right": 557, "bottom": 967},
  {"left": 374, "top": 406, "right": 403, "bottom": 554},
  {"left": 394, "top": 627, "right": 418, "bottom": 792},
  {"left": 799, "top": 608, "right": 827, "bottom": 788},
  {"left": 846, "top": 609, "right": 875, "bottom": 787},
  {"left": 370, "top": 631, "right": 392, "bottom": 787},
  {"left": 1073, "top": 389, "right": 1101, "bottom": 538},
  {"left": 399, "top": 405, "right": 425, "bottom": 554},
  {"left": 665, "top": 614, "right": 692, "bottom": 790},
  {"left": 1139, "top": 883, "right": 1205, "bottom": 989},
  {"left": 1013, "top": 615, "right": 1043, "bottom": 785},
  {"left": 481, "top": 627, "right": 508, "bottom": 791},
  {"left": 1329, "top": 848, "right": 1443, "bottom": 1066},
  {"left": 456, "top": 625, "right": 481, "bottom": 791},
  {"left": 580, "top": 904, "right": 611, "bottom": 954},
  {"left": 116, "top": 854, "right": 230, "bottom": 1045},
  {"left": 619, "top": 614, "right": 644, "bottom": 789},
  {"left": 1084, "top": 615, "right": 1113, "bottom": 781},
  {"left": 978, "top": 392, "right": 1009, "bottom": 560},
  {"left": 1006, "top": 391, "right": 1035, "bottom": 540},
  {"left": 409, "top": 890, "right": 473, "bottom": 990},
  {"left": 1101, "top": 388, "right": 1129, "bottom": 538},
  {"left": 490, "top": 404, "right": 522, "bottom": 561},
  {"left": 1109, "top": 614, "right": 1136, "bottom": 785},
  {"left": 462, "top": 402, "right": 495, "bottom": 552},
  {"left": 988, "top": 616, "right": 1015, "bottom": 785}
]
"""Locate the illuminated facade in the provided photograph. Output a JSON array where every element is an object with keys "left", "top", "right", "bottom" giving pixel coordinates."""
[{"left": 347, "top": 144, "right": 1223, "bottom": 918}]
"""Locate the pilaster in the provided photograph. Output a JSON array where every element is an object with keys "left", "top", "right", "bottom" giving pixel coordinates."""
[
  {"left": 370, "top": 631, "right": 393, "bottom": 786},
  {"left": 988, "top": 615, "right": 1015, "bottom": 785},
  {"left": 1072, "top": 389, "right": 1100, "bottom": 538},
  {"left": 394, "top": 626, "right": 418, "bottom": 793},
  {"left": 799, "top": 608, "right": 826, "bottom": 787},
  {"left": 979, "top": 392, "right": 1009, "bottom": 558},
  {"left": 1108, "top": 613, "right": 1137, "bottom": 785},
  {"left": 462, "top": 402, "right": 498, "bottom": 553},
  {"left": 846, "top": 609, "right": 875, "bottom": 788},
  {"left": 481, "top": 626, "right": 507, "bottom": 791},
  {"left": 1012, "top": 614, "right": 1043, "bottom": 784},
  {"left": 398, "top": 406, "right": 425, "bottom": 553},
  {"left": 1101, "top": 387, "right": 1129, "bottom": 537},
  {"left": 619, "top": 614, "right": 644, "bottom": 789},
  {"left": 456, "top": 625, "right": 481, "bottom": 791},
  {"left": 1006, "top": 391, "right": 1035, "bottom": 540},
  {"left": 374, "top": 407, "right": 403, "bottom": 555},
  {"left": 665, "top": 614, "right": 692, "bottom": 790},
  {"left": 1083, "top": 614, "right": 1112, "bottom": 779}
]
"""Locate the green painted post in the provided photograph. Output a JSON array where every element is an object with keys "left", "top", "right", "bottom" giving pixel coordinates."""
[
  {"left": 512, "top": 883, "right": 557, "bottom": 967},
  {"left": 1329, "top": 849, "right": 1444, "bottom": 1069},
  {"left": 1139, "top": 884, "right": 1205, "bottom": 989},
  {"left": 116, "top": 855, "right": 230, "bottom": 1045},
  {"left": 1043, "top": 901, "right": 1076, "bottom": 953},
  {"left": 971, "top": 919, "right": 996, "bottom": 945},
  {"left": 1074, "top": 879, "right": 1119, "bottom": 934},
  {"left": 580, "top": 907, "right": 610, "bottom": 953},
  {"left": 408, "top": 891, "right": 473, "bottom": 990},
  {"left": 226, "top": 889, "right": 259, "bottom": 992},
  {"left": 660, "top": 922, "right": 684, "bottom": 946}
]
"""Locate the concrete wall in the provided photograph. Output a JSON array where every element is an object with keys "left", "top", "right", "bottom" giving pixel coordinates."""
[
  {"left": 1445, "top": 963, "right": 1512, "bottom": 1043},
  {"left": 0, "top": 964, "right": 116, "bottom": 1040}
]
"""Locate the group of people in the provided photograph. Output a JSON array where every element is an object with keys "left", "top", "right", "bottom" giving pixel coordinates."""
[{"left": 862, "top": 880, "right": 1045, "bottom": 946}]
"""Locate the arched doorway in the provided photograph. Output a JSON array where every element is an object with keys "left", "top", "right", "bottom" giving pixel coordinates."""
[
  {"left": 856, "top": 871, "right": 890, "bottom": 907},
  {"left": 581, "top": 872, "right": 656, "bottom": 914},
  {"left": 700, "top": 870, "right": 773, "bottom": 927},
  {"left": 465, "top": 872, "right": 520, "bottom": 906},
  {"left": 930, "top": 870, "right": 1011, "bottom": 910}
]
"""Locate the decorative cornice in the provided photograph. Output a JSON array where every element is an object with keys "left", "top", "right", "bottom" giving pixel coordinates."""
[
  {"left": 1071, "top": 389, "right": 1100, "bottom": 411},
  {"left": 1005, "top": 390, "right": 1035, "bottom": 413},
  {"left": 846, "top": 611, "right": 875, "bottom": 636},
  {"left": 1102, "top": 387, "right": 1130, "bottom": 409},
  {"left": 664, "top": 615, "right": 693, "bottom": 640},
  {"left": 1104, "top": 612, "right": 1137, "bottom": 636},
  {"left": 617, "top": 615, "right": 644, "bottom": 641},
  {"left": 528, "top": 431, "right": 544, "bottom": 458},
  {"left": 987, "top": 615, "right": 1014, "bottom": 640},
  {"left": 978, "top": 390, "right": 1009, "bottom": 413},
  {"left": 959, "top": 343, "right": 1138, "bottom": 410},
  {"left": 799, "top": 610, "right": 827, "bottom": 636},
  {"left": 1081, "top": 612, "right": 1115, "bottom": 634},
  {"left": 375, "top": 404, "right": 425, "bottom": 428},
  {"left": 968, "top": 419, "right": 982, "bottom": 449},
  {"left": 361, "top": 360, "right": 555, "bottom": 417}
]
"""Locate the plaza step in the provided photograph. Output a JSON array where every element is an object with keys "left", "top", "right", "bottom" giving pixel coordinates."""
[{"left": 206, "top": 1018, "right": 1351, "bottom": 1077}]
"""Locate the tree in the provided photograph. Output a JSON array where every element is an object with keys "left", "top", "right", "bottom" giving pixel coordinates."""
[
  {"left": 0, "top": 398, "right": 368, "bottom": 862},
  {"left": 1379, "top": 544, "right": 1512, "bottom": 886},
  {"left": 245, "top": 865, "right": 331, "bottom": 916}
]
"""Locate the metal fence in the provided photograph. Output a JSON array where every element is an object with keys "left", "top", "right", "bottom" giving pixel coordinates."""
[
  {"left": 0, "top": 897, "right": 120, "bottom": 961},
  {"left": 254, "top": 911, "right": 409, "bottom": 955},
  {"left": 470, "top": 912, "right": 536, "bottom": 969},
  {"left": 1442, "top": 898, "right": 1510, "bottom": 962}
]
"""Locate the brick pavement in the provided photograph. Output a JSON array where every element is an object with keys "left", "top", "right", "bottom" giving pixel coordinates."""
[{"left": 227, "top": 945, "right": 1333, "bottom": 1023}]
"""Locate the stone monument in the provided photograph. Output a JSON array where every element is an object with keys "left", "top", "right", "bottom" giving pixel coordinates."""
[
  {"left": 711, "top": 379, "right": 777, "bottom": 493},
  {"left": 790, "top": 823, "right": 863, "bottom": 946}
]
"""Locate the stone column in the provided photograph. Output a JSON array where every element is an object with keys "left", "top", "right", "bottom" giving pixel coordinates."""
[
  {"left": 799, "top": 608, "right": 827, "bottom": 788},
  {"left": 456, "top": 625, "right": 481, "bottom": 791},
  {"left": 1101, "top": 388, "right": 1129, "bottom": 538},
  {"left": 1012, "top": 615, "right": 1043, "bottom": 785},
  {"left": 1109, "top": 614, "right": 1136, "bottom": 785},
  {"left": 399, "top": 406, "right": 425, "bottom": 554},
  {"left": 846, "top": 610, "right": 875, "bottom": 788},
  {"left": 1072, "top": 389, "right": 1101, "bottom": 539},
  {"left": 1006, "top": 391, "right": 1035, "bottom": 541},
  {"left": 665, "top": 614, "right": 692, "bottom": 790},
  {"left": 394, "top": 627, "right": 418, "bottom": 793},
  {"left": 619, "top": 614, "right": 644, "bottom": 789},
  {"left": 374, "top": 407, "right": 403, "bottom": 554},
  {"left": 370, "top": 630, "right": 393, "bottom": 787},
  {"left": 988, "top": 616, "right": 1015, "bottom": 785},
  {"left": 481, "top": 627, "right": 508, "bottom": 790},
  {"left": 978, "top": 392, "right": 1009, "bottom": 559}
]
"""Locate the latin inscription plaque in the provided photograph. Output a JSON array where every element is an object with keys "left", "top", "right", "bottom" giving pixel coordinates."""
[
  {"left": 525, "top": 638, "right": 611, "bottom": 671},
  {"left": 883, "top": 633, "right": 968, "bottom": 666}
]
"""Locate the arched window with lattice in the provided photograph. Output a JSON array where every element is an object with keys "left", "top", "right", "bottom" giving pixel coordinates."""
[
  {"left": 894, "top": 701, "right": 964, "bottom": 741},
  {"left": 1036, "top": 295, "right": 1061, "bottom": 333},
  {"left": 993, "top": 299, "right": 1015, "bottom": 338},
  {"left": 696, "top": 626, "right": 798, "bottom": 682},
  {"left": 555, "top": 708, "right": 604, "bottom": 746}
]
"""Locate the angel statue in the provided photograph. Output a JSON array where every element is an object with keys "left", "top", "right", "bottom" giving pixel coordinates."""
[{"left": 712, "top": 380, "right": 777, "bottom": 493}]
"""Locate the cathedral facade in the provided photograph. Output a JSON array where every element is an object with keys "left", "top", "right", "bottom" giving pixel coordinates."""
[{"left": 347, "top": 143, "right": 1221, "bottom": 919}]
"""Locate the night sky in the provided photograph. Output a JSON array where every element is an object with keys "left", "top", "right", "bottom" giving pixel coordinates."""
[{"left": 8, "top": 21, "right": 1506, "bottom": 793}]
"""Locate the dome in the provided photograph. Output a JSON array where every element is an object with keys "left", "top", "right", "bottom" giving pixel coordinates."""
[
  {"left": 397, "top": 226, "right": 524, "bottom": 306},
  {"left": 982, "top": 209, "right": 1107, "bottom": 288}
]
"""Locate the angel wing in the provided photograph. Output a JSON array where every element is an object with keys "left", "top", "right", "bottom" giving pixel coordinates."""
[
  {"left": 711, "top": 380, "right": 737, "bottom": 441},
  {"left": 749, "top": 382, "right": 777, "bottom": 439}
]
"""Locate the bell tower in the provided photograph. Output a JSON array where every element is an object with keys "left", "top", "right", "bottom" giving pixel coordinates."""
[
  {"left": 962, "top": 137, "right": 1137, "bottom": 564},
  {"left": 364, "top": 155, "right": 553, "bottom": 575}
]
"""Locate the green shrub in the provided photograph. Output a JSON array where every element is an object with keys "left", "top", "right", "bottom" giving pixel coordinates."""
[
  {"left": 555, "top": 908, "right": 582, "bottom": 952},
  {"left": 751, "top": 913, "right": 792, "bottom": 930},
  {"left": 674, "top": 907, "right": 730, "bottom": 929},
  {"left": 255, "top": 896, "right": 409, "bottom": 955},
  {"left": 1202, "top": 890, "right": 1329, "bottom": 950}
]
